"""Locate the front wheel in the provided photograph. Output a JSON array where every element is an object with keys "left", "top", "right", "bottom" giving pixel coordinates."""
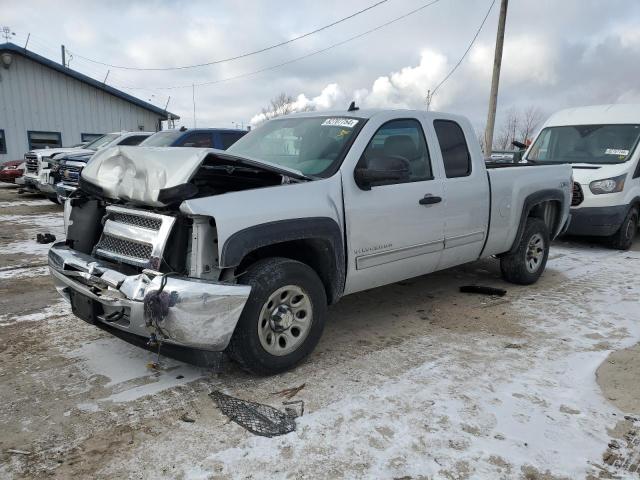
[
  {"left": 226, "top": 257, "right": 327, "bottom": 375},
  {"left": 500, "top": 218, "right": 550, "bottom": 285},
  {"left": 607, "top": 207, "right": 638, "bottom": 250}
]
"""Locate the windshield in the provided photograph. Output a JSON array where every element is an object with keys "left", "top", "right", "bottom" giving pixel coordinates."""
[
  {"left": 527, "top": 124, "right": 640, "bottom": 164},
  {"left": 227, "top": 116, "right": 363, "bottom": 177},
  {"left": 140, "top": 130, "right": 183, "bottom": 147},
  {"left": 84, "top": 133, "right": 120, "bottom": 151}
]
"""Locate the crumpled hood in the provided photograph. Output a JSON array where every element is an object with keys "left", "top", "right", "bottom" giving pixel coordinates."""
[{"left": 81, "top": 146, "right": 208, "bottom": 206}]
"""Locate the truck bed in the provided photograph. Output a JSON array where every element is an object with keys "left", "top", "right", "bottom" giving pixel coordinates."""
[{"left": 482, "top": 163, "right": 573, "bottom": 257}]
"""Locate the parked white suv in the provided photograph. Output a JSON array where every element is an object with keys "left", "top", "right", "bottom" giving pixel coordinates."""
[
  {"left": 22, "top": 131, "right": 152, "bottom": 203},
  {"left": 526, "top": 104, "right": 640, "bottom": 249}
]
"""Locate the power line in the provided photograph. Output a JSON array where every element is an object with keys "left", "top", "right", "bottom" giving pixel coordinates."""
[
  {"left": 66, "top": 0, "right": 390, "bottom": 71},
  {"left": 113, "top": 0, "right": 443, "bottom": 91},
  {"left": 430, "top": 0, "right": 496, "bottom": 97}
]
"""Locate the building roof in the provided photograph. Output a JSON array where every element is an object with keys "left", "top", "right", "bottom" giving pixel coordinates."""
[
  {"left": 0, "top": 42, "right": 178, "bottom": 119},
  {"left": 544, "top": 104, "right": 640, "bottom": 127}
]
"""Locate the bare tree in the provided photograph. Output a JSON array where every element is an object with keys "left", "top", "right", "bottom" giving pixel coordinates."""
[
  {"left": 492, "top": 105, "right": 545, "bottom": 150},
  {"left": 259, "top": 92, "right": 316, "bottom": 122},
  {"left": 518, "top": 106, "right": 544, "bottom": 144},
  {"left": 495, "top": 107, "right": 520, "bottom": 150}
]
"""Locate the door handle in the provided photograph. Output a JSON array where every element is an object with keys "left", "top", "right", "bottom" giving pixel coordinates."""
[{"left": 419, "top": 195, "right": 442, "bottom": 205}]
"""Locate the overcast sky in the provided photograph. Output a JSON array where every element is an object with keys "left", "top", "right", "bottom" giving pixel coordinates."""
[{"left": 3, "top": 0, "right": 640, "bottom": 134}]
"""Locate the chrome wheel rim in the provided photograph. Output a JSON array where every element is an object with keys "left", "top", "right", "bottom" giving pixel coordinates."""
[
  {"left": 525, "top": 233, "right": 545, "bottom": 273},
  {"left": 257, "top": 285, "right": 313, "bottom": 356}
]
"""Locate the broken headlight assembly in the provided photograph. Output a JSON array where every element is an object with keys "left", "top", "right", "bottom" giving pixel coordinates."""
[{"left": 589, "top": 174, "right": 626, "bottom": 194}]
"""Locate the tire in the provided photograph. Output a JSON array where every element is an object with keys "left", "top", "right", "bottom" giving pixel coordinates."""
[
  {"left": 226, "top": 257, "right": 327, "bottom": 375},
  {"left": 500, "top": 218, "right": 550, "bottom": 285},
  {"left": 607, "top": 207, "right": 638, "bottom": 250}
]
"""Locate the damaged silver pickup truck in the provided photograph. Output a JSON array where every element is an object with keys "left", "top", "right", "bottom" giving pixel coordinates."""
[{"left": 49, "top": 109, "right": 573, "bottom": 374}]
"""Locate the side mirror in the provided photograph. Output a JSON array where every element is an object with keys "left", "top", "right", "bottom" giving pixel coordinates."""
[
  {"left": 354, "top": 155, "right": 410, "bottom": 190},
  {"left": 512, "top": 140, "right": 527, "bottom": 150}
]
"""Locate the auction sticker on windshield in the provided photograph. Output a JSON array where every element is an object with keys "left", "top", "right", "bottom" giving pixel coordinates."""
[
  {"left": 322, "top": 118, "right": 359, "bottom": 128},
  {"left": 605, "top": 148, "right": 629, "bottom": 156}
]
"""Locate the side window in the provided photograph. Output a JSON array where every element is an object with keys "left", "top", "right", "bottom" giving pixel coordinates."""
[
  {"left": 0, "top": 130, "right": 6, "bottom": 154},
  {"left": 118, "top": 135, "right": 149, "bottom": 146},
  {"left": 178, "top": 132, "right": 214, "bottom": 148},
  {"left": 360, "top": 119, "right": 432, "bottom": 184},
  {"left": 434, "top": 120, "right": 471, "bottom": 178},
  {"left": 28, "top": 131, "right": 62, "bottom": 150},
  {"left": 220, "top": 132, "right": 245, "bottom": 150}
]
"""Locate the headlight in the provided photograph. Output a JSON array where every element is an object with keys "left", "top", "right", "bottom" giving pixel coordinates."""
[{"left": 589, "top": 174, "right": 626, "bottom": 194}]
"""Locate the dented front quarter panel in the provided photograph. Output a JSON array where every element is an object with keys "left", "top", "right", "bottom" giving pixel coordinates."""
[{"left": 179, "top": 175, "right": 345, "bottom": 268}]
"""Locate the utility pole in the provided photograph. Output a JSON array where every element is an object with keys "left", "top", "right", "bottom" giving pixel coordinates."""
[
  {"left": 61, "top": 45, "right": 66, "bottom": 67},
  {"left": 425, "top": 89, "right": 433, "bottom": 111},
  {"left": 484, "top": 0, "right": 508, "bottom": 155}
]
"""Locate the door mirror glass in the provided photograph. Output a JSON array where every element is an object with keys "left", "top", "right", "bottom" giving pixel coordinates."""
[{"left": 354, "top": 155, "right": 411, "bottom": 190}]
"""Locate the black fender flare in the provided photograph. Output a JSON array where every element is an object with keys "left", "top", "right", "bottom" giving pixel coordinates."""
[
  {"left": 508, "top": 188, "right": 566, "bottom": 254},
  {"left": 220, "top": 217, "right": 345, "bottom": 302}
]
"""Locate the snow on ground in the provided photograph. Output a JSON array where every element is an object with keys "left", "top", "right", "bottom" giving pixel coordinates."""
[
  {"left": 110, "top": 244, "right": 640, "bottom": 480},
  {"left": 0, "top": 265, "right": 49, "bottom": 280},
  {"left": 0, "top": 213, "right": 65, "bottom": 255},
  {"left": 0, "top": 199, "right": 53, "bottom": 208},
  {"left": 0, "top": 299, "right": 70, "bottom": 326}
]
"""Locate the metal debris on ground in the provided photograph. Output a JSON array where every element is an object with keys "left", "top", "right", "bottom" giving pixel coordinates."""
[
  {"left": 210, "top": 390, "right": 298, "bottom": 437},
  {"left": 460, "top": 285, "right": 507, "bottom": 297},
  {"left": 282, "top": 400, "right": 305, "bottom": 418},
  {"left": 36, "top": 233, "right": 56, "bottom": 244},
  {"left": 271, "top": 383, "right": 306, "bottom": 399}
]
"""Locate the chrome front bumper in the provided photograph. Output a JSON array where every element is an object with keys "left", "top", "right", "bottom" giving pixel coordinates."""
[
  {"left": 48, "top": 243, "right": 251, "bottom": 351},
  {"left": 56, "top": 182, "right": 76, "bottom": 201}
]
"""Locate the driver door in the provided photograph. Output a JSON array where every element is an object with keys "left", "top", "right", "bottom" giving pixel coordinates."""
[{"left": 342, "top": 117, "right": 445, "bottom": 295}]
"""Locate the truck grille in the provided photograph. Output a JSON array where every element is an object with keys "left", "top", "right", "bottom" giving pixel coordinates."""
[
  {"left": 96, "top": 235, "right": 153, "bottom": 266},
  {"left": 111, "top": 212, "right": 162, "bottom": 231},
  {"left": 59, "top": 164, "right": 82, "bottom": 185},
  {"left": 94, "top": 206, "right": 176, "bottom": 269},
  {"left": 571, "top": 182, "right": 584, "bottom": 206},
  {"left": 25, "top": 154, "right": 38, "bottom": 173}
]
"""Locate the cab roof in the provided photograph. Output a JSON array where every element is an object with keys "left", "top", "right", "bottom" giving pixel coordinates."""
[{"left": 544, "top": 104, "right": 640, "bottom": 127}]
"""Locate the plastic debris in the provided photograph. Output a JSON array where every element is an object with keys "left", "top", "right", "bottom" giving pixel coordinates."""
[
  {"left": 36, "top": 233, "right": 56, "bottom": 244},
  {"left": 210, "top": 390, "right": 298, "bottom": 437}
]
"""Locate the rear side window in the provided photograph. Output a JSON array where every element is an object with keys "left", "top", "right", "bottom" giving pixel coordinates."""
[
  {"left": 178, "top": 132, "right": 214, "bottom": 148},
  {"left": 0, "top": 130, "right": 6, "bottom": 154},
  {"left": 118, "top": 135, "right": 149, "bottom": 146},
  {"left": 434, "top": 120, "right": 471, "bottom": 178},
  {"left": 220, "top": 132, "right": 245, "bottom": 150}
]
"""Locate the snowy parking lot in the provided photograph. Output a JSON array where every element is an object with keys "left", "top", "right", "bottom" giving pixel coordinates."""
[{"left": 1, "top": 183, "right": 639, "bottom": 479}]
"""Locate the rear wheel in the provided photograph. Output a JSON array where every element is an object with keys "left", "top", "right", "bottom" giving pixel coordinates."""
[
  {"left": 500, "top": 218, "right": 550, "bottom": 285},
  {"left": 226, "top": 257, "right": 327, "bottom": 375},
  {"left": 607, "top": 207, "right": 638, "bottom": 250}
]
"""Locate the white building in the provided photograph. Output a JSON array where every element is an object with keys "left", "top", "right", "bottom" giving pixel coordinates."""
[{"left": 0, "top": 42, "right": 178, "bottom": 161}]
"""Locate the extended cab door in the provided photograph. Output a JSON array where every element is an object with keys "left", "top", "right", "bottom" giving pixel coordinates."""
[
  {"left": 432, "top": 118, "right": 490, "bottom": 269},
  {"left": 342, "top": 116, "right": 445, "bottom": 295}
]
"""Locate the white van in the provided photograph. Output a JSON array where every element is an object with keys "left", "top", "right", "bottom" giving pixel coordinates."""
[{"left": 525, "top": 104, "right": 640, "bottom": 249}]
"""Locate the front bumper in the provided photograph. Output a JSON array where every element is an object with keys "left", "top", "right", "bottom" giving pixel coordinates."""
[
  {"left": 565, "top": 205, "right": 628, "bottom": 237},
  {"left": 56, "top": 182, "right": 76, "bottom": 201},
  {"left": 48, "top": 243, "right": 251, "bottom": 352}
]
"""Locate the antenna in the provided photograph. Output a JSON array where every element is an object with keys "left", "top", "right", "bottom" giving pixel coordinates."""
[{"left": 2, "top": 27, "right": 16, "bottom": 42}]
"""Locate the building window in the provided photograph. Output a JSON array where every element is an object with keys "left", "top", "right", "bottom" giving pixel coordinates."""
[
  {"left": 0, "top": 130, "right": 6, "bottom": 154},
  {"left": 28, "top": 131, "right": 62, "bottom": 150},
  {"left": 81, "top": 133, "right": 102, "bottom": 142},
  {"left": 433, "top": 120, "right": 471, "bottom": 178}
]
